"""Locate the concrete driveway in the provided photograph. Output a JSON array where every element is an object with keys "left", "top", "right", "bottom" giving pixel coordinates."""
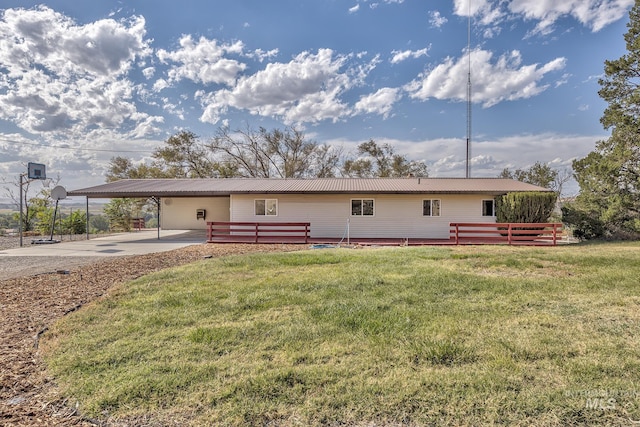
[
  {"left": 0, "top": 230, "right": 206, "bottom": 258},
  {"left": 0, "top": 230, "right": 207, "bottom": 279}
]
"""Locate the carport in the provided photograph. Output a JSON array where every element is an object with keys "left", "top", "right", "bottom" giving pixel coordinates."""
[{"left": 68, "top": 179, "right": 234, "bottom": 240}]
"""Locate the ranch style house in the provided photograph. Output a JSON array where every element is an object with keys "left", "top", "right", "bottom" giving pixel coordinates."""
[{"left": 69, "top": 177, "right": 552, "bottom": 243}]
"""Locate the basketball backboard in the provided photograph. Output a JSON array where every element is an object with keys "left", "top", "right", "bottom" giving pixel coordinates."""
[{"left": 27, "top": 162, "right": 46, "bottom": 180}]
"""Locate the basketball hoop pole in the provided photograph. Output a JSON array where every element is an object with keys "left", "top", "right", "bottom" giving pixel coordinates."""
[
  {"left": 19, "top": 163, "right": 47, "bottom": 247},
  {"left": 19, "top": 173, "right": 24, "bottom": 247}
]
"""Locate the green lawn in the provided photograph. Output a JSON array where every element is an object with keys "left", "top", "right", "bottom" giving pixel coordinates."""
[{"left": 42, "top": 242, "right": 640, "bottom": 426}]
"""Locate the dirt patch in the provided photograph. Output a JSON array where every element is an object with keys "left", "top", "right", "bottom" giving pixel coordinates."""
[{"left": 0, "top": 242, "right": 306, "bottom": 426}]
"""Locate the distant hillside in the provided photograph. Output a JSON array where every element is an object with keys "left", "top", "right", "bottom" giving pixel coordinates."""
[{"left": 0, "top": 201, "right": 107, "bottom": 213}]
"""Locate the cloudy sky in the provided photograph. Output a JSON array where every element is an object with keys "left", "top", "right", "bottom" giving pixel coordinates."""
[{"left": 0, "top": 0, "right": 634, "bottom": 199}]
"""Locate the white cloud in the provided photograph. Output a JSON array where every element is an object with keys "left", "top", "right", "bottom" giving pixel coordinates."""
[
  {"left": 453, "top": 0, "right": 633, "bottom": 37},
  {"left": 510, "top": 0, "right": 634, "bottom": 35},
  {"left": 354, "top": 87, "right": 401, "bottom": 118},
  {"left": 198, "top": 49, "right": 359, "bottom": 125},
  {"left": 406, "top": 48, "right": 566, "bottom": 108},
  {"left": 0, "top": 6, "right": 154, "bottom": 137},
  {"left": 142, "top": 67, "right": 155, "bottom": 79},
  {"left": 390, "top": 47, "right": 429, "bottom": 64},
  {"left": 453, "top": 0, "right": 505, "bottom": 25},
  {"left": 555, "top": 73, "right": 571, "bottom": 88},
  {"left": 153, "top": 78, "right": 170, "bottom": 92},
  {"left": 0, "top": 6, "right": 149, "bottom": 77},
  {"left": 130, "top": 113, "right": 164, "bottom": 138},
  {"left": 429, "top": 10, "right": 448, "bottom": 28},
  {"left": 349, "top": 4, "right": 360, "bottom": 14},
  {"left": 246, "top": 48, "right": 279, "bottom": 63},
  {"left": 157, "top": 35, "right": 246, "bottom": 86}
]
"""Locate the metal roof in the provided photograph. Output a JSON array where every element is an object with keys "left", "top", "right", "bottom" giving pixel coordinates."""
[{"left": 68, "top": 178, "right": 551, "bottom": 198}]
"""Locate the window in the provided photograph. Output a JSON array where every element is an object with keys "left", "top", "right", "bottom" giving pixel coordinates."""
[
  {"left": 423, "top": 199, "right": 441, "bottom": 217},
  {"left": 482, "top": 199, "right": 495, "bottom": 217},
  {"left": 255, "top": 199, "right": 277, "bottom": 216},
  {"left": 351, "top": 199, "right": 374, "bottom": 216}
]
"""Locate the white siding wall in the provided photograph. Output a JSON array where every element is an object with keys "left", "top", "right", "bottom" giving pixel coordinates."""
[
  {"left": 230, "top": 194, "right": 495, "bottom": 239},
  {"left": 161, "top": 197, "right": 230, "bottom": 230}
]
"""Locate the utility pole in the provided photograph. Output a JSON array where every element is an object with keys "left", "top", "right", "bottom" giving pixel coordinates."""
[{"left": 466, "top": 1, "right": 472, "bottom": 178}]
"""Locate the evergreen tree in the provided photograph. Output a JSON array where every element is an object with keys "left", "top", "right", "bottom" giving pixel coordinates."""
[{"left": 569, "top": 2, "right": 640, "bottom": 238}]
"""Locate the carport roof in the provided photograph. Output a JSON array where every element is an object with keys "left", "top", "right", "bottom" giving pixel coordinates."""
[{"left": 68, "top": 178, "right": 551, "bottom": 198}]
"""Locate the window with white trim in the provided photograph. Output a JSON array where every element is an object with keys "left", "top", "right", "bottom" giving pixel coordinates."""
[
  {"left": 423, "top": 199, "right": 441, "bottom": 216},
  {"left": 482, "top": 199, "right": 495, "bottom": 217},
  {"left": 351, "top": 199, "right": 374, "bottom": 216},
  {"left": 255, "top": 199, "right": 278, "bottom": 216}
]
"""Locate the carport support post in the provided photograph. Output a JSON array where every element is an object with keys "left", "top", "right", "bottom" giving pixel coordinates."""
[
  {"left": 86, "top": 197, "right": 90, "bottom": 241},
  {"left": 153, "top": 196, "right": 160, "bottom": 240}
]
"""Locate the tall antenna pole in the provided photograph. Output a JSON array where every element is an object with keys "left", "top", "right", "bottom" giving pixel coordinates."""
[{"left": 466, "top": 0, "right": 472, "bottom": 178}]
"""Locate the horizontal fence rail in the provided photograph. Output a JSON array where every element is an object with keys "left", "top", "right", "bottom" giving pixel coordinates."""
[
  {"left": 207, "top": 221, "right": 310, "bottom": 244},
  {"left": 450, "top": 222, "right": 563, "bottom": 246}
]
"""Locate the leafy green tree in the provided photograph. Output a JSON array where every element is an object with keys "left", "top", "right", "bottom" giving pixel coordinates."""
[
  {"left": 35, "top": 207, "right": 86, "bottom": 237},
  {"left": 62, "top": 210, "right": 87, "bottom": 235},
  {"left": 569, "top": 3, "right": 640, "bottom": 238},
  {"left": 89, "top": 214, "right": 110, "bottom": 233},
  {"left": 35, "top": 206, "right": 54, "bottom": 236},
  {"left": 153, "top": 130, "right": 219, "bottom": 178},
  {"left": 106, "top": 156, "right": 165, "bottom": 182},
  {"left": 561, "top": 204, "right": 605, "bottom": 240},
  {"left": 342, "top": 140, "right": 428, "bottom": 178},
  {"left": 499, "top": 162, "right": 558, "bottom": 190},
  {"left": 0, "top": 213, "right": 17, "bottom": 230},
  {"left": 103, "top": 198, "right": 138, "bottom": 231}
]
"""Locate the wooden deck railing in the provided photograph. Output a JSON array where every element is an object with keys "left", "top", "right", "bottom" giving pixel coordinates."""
[
  {"left": 207, "top": 221, "right": 310, "bottom": 244},
  {"left": 450, "top": 222, "right": 563, "bottom": 246}
]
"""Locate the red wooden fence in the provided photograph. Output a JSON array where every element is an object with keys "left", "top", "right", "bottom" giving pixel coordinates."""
[
  {"left": 207, "top": 221, "right": 310, "bottom": 244},
  {"left": 450, "top": 222, "right": 563, "bottom": 246}
]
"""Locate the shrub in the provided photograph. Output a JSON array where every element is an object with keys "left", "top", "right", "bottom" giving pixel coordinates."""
[
  {"left": 89, "top": 214, "right": 110, "bottom": 233},
  {"left": 62, "top": 211, "right": 87, "bottom": 235},
  {"left": 561, "top": 204, "right": 605, "bottom": 240},
  {"left": 495, "top": 192, "right": 557, "bottom": 223}
]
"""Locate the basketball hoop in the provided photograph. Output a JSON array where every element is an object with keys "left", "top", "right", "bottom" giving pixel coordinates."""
[{"left": 27, "top": 162, "right": 46, "bottom": 180}]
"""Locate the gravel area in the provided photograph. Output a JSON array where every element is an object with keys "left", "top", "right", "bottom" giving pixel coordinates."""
[
  {"left": 0, "top": 256, "right": 111, "bottom": 281},
  {"left": 0, "top": 236, "right": 307, "bottom": 426},
  {"left": 0, "top": 234, "right": 94, "bottom": 251},
  {"left": 0, "top": 235, "right": 113, "bottom": 280}
]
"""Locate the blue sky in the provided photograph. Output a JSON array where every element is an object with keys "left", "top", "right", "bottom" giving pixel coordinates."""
[{"left": 0, "top": 0, "right": 634, "bottom": 198}]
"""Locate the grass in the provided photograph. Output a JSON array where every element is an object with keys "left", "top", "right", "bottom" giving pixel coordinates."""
[{"left": 42, "top": 242, "right": 640, "bottom": 426}]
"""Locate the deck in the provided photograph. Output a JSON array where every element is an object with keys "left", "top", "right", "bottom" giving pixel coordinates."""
[{"left": 206, "top": 221, "right": 564, "bottom": 246}]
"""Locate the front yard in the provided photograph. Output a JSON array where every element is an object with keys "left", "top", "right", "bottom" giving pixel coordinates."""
[{"left": 42, "top": 242, "right": 640, "bottom": 426}]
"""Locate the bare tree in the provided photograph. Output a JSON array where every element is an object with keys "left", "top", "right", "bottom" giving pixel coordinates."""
[
  {"left": 1, "top": 173, "right": 59, "bottom": 232},
  {"left": 209, "top": 126, "right": 338, "bottom": 178},
  {"left": 342, "top": 140, "right": 428, "bottom": 178},
  {"left": 553, "top": 168, "right": 574, "bottom": 198}
]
